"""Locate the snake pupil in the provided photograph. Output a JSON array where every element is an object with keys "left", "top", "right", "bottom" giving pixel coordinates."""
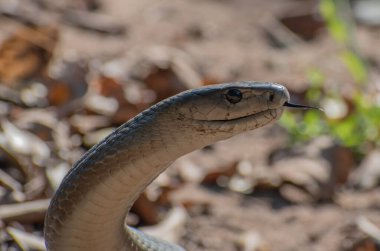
[{"left": 225, "top": 89, "right": 242, "bottom": 104}]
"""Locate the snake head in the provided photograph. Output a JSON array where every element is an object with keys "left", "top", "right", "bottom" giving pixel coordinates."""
[
  {"left": 167, "top": 81, "right": 290, "bottom": 138},
  {"left": 174, "top": 81, "right": 289, "bottom": 122}
]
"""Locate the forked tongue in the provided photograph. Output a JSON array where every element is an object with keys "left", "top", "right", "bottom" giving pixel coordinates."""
[{"left": 283, "top": 101, "right": 322, "bottom": 111}]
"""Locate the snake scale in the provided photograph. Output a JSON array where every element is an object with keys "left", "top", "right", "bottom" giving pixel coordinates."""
[{"left": 44, "top": 81, "right": 311, "bottom": 251}]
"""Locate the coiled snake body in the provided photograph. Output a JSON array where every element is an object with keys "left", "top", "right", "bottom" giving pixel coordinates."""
[{"left": 44, "top": 81, "right": 295, "bottom": 251}]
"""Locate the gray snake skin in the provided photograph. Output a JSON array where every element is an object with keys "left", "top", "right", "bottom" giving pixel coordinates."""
[{"left": 44, "top": 81, "right": 291, "bottom": 251}]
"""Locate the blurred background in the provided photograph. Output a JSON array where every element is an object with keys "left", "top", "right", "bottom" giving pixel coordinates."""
[{"left": 0, "top": 0, "right": 380, "bottom": 250}]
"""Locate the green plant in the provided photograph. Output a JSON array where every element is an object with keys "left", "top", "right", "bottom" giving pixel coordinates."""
[{"left": 280, "top": 0, "right": 380, "bottom": 154}]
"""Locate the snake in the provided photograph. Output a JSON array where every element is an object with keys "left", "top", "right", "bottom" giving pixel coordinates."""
[{"left": 44, "top": 81, "right": 313, "bottom": 251}]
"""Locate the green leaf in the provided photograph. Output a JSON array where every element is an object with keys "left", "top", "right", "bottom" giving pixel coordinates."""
[
  {"left": 319, "top": 0, "right": 336, "bottom": 20},
  {"left": 340, "top": 50, "right": 368, "bottom": 84}
]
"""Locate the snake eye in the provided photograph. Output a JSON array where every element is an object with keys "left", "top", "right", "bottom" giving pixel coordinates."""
[{"left": 225, "top": 89, "right": 242, "bottom": 104}]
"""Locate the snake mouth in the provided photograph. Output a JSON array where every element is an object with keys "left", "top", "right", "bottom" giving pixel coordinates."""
[
  {"left": 194, "top": 107, "right": 282, "bottom": 124},
  {"left": 191, "top": 108, "right": 282, "bottom": 134},
  {"left": 194, "top": 99, "right": 320, "bottom": 125},
  {"left": 234, "top": 108, "right": 281, "bottom": 122}
]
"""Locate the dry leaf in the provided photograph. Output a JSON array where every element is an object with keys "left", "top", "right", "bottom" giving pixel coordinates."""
[
  {"left": 0, "top": 120, "right": 50, "bottom": 165},
  {"left": 130, "top": 46, "right": 202, "bottom": 101},
  {"left": 0, "top": 25, "right": 58, "bottom": 86},
  {"left": 0, "top": 199, "right": 50, "bottom": 223},
  {"left": 141, "top": 206, "right": 188, "bottom": 244},
  {"left": 350, "top": 150, "right": 380, "bottom": 190},
  {"left": 88, "top": 76, "right": 142, "bottom": 123},
  {"left": 236, "top": 230, "right": 270, "bottom": 251},
  {"left": 63, "top": 9, "right": 126, "bottom": 35},
  {"left": 6, "top": 226, "right": 46, "bottom": 251},
  {"left": 132, "top": 193, "right": 159, "bottom": 225}
]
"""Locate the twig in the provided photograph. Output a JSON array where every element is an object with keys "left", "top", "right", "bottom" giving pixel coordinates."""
[{"left": 0, "top": 199, "right": 50, "bottom": 222}]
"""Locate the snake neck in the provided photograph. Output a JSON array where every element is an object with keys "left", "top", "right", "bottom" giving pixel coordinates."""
[
  {"left": 44, "top": 82, "right": 288, "bottom": 251},
  {"left": 44, "top": 112, "right": 208, "bottom": 251}
]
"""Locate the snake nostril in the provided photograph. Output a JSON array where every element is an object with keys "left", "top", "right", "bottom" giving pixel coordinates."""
[{"left": 269, "top": 93, "right": 275, "bottom": 102}]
